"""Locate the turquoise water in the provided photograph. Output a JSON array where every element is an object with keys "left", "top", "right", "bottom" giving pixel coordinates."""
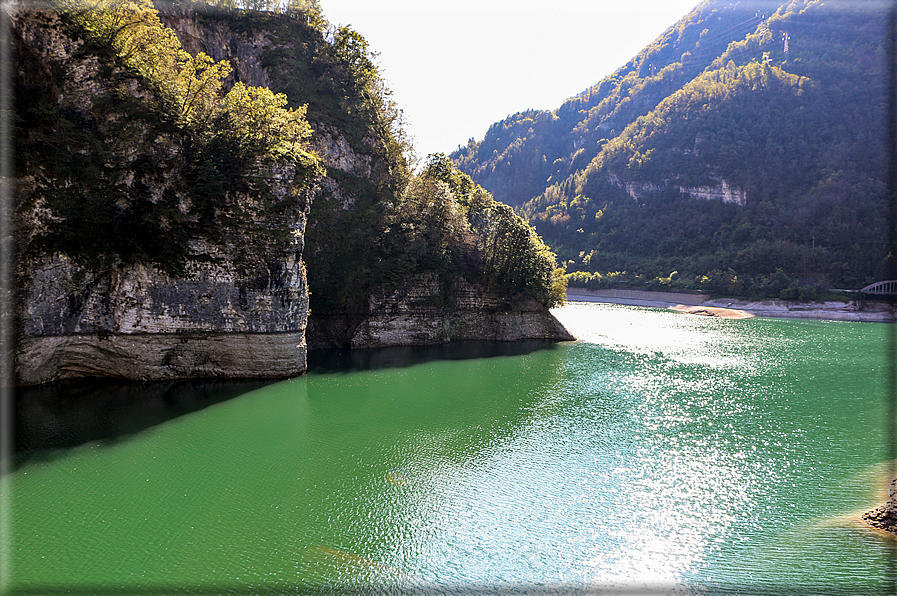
[{"left": 6, "top": 302, "right": 897, "bottom": 594}]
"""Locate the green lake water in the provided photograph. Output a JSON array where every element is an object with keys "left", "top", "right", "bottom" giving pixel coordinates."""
[{"left": 5, "top": 302, "right": 897, "bottom": 594}]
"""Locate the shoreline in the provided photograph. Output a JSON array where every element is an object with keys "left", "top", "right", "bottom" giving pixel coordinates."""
[
  {"left": 565, "top": 288, "right": 895, "bottom": 323},
  {"left": 669, "top": 304, "right": 754, "bottom": 319}
]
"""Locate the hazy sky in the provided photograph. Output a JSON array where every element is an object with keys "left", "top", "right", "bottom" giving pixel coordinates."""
[{"left": 321, "top": 0, "right": 699, "bottom": 160}]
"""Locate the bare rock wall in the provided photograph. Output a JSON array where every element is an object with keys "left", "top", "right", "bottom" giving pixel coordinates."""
[{"left": 308, "top": 275, "right": 574, "bottom": 350}]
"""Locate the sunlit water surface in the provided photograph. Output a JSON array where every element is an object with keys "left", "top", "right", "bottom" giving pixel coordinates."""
[{"left": 7, "top": 302, "right": 897, "bottom": 594}]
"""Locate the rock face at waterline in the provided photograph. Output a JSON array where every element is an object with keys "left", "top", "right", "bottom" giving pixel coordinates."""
[
  {"left": 863, "top": 479, "right": 897, "bottom": 536},
  {"left": 12, "top": 8, "right": 572, "bottom": 386},
  {"left": 15, "top": 250, "right": 314, "bottom": 385},
  {"left": 307, "top": 274, "right": 574, "bottom": 350}
]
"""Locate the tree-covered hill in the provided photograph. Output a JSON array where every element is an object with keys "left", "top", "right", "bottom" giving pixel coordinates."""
[{"left": 452, "top": 0, "right": 889, "bottom": 297}]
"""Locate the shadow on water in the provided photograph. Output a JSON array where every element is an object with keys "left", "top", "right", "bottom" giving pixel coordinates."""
[
  {"left": 13, "top": 377, "right": 275, "bottom": 468},
  {"left": 306, "top": 339, "right": 561, "bottom": 374},
  {"left": 11, "top": 340, "right": 561, "bottom": 468}
]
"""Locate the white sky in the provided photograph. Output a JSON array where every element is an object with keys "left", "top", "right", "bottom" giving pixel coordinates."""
[{"left": 321, "top": 0, "right": 699, "bottom": 160}]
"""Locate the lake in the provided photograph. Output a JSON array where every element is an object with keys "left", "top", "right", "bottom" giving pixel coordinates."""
[{"left": 6, "top": 301, "right": 897, "bottom": 594}]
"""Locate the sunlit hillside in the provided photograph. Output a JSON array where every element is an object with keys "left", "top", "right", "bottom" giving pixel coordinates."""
[{"left": 452, "top": 0, "right": 888, "bottom": 297}]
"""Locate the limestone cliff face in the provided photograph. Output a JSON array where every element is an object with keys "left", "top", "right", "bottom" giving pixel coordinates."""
[
  {"left": 13, "top": 10, "right": 318, "bottom": 385},
  {"left": 16, "top": 248, "right": 311, "bottom": 385},
  {"left": 679, "top": 177, "right": 746, "bottom": 206},
  {"left": 158, "top": 6, "right": 273, "bottom": 90},
  {"left": 307, "top": 274, "right": 574, "bottom": 350},
  {"left": 14, "top": 8, "right": 571, "bottom": 386},
  {"left": 611, "top": 174, "right": 746, "bottom": 205}
]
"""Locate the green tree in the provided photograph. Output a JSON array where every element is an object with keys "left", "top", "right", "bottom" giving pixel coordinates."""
[{"left": 222, "top": 82, "right": 312, "bottom": 157}]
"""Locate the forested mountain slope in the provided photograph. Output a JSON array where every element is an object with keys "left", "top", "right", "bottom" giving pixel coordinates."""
[{"left": 452, "top": 0, "right": 888, "bottom": 296}]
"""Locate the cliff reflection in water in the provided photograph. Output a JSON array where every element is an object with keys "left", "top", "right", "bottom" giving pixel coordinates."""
[
  {"left": 14, "top": 340, "right": 559, "bottom": 465},
  {"left": 15, "top": 378, "right": 273, "bottom": 464},
  {"left": 306, "top": 339, "right": 560, "bottom": 373}
]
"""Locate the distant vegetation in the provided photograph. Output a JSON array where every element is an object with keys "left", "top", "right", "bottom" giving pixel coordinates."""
[{"left": 453, "top": 0, "right": 887, "bottom": 299}]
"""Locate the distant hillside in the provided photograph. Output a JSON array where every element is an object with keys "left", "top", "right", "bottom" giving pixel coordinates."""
[{"left": 452, "top": 0, "right": 888, "bottom": 296}]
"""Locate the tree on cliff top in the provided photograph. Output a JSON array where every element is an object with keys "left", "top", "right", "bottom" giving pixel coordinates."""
[
  {"left": 382, "top": 154, "right": 567, "bottom": 308},
  {"left": 18, "top": 0, "right": 323, "bottom": 276}
]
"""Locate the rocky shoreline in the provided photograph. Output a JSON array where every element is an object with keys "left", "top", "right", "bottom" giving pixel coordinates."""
[
  {"left": 862, "top": 479, "right": 897, "bottom": 537},
  {"left": 863, "top": 501, "right": 897, "bottom": 536}
]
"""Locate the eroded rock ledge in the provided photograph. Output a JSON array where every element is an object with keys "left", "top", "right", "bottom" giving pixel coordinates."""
[
  {"left": 308, "top": 275, "right": 574, "bottom": 350},
  {"left": 16, "top": 250, "right": 312, "bottom": 386},
  {"left": 17, "top": 332, "right": 307, "bottom": 386}
]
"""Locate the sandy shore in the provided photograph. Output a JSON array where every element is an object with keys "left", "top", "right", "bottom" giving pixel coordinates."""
[
  {"left": 669, "top": 304, "right": 754, "bottom": 319},
  {"left": 566, "top": 289, "right": 895, "bottom": 322},
  {"left": 565, "top": 289, "right": 702, "bottom": 310}
]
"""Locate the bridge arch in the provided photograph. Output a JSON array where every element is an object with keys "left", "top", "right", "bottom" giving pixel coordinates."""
[{"left": 860, "top": 280, "right": 897, "bottom": 295}]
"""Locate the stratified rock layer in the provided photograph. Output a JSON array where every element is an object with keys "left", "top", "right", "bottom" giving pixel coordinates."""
[
  {"left": 17, "top": 332, "right": 307, "bottom": 386},
  {"left": 307, "top": 275, "right": 574, "bottom": 350},
  {"left": 16, "top": 251, "right": 311, "bottom": 385}
]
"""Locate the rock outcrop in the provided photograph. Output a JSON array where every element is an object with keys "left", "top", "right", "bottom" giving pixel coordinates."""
[
  {"left": 13, "top": 7, "right": 572, "bottom": 386},
  {"left": 307, "top": 275, "right": 574, "bottom": 350},
  {"left": 679, "top": 177, "right": 746, "bottom": 206},
  {"left": 13, "top": 10, "right": 318, "bottom": 385},
  {"left": 863, "top": 478, "right": 897, "bottom": 536},
  {"left": 612, "top": 174, "right": 746, "bottom": 205}
]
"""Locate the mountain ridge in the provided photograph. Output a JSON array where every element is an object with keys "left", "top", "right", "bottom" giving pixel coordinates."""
[{"left": 452, "top": 0, "right": 888, "bottom": 296}]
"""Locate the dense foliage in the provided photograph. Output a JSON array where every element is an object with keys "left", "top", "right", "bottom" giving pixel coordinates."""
[
  {"left": 452, "top": 0, "right": 888, "bottom": 297},
  {"left": 384, "top": 154, "right": 566, "bottom": 308},
  {"left": 301, "top": 154, "right": 566, "bottom": 313},
  {"left": 16, "top": 0, "right": 322, "bottom": 276}
]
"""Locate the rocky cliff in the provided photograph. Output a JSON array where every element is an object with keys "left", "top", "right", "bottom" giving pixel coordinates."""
[
  {"left": 13, "top": 9, "right": 319, "bottom": 385},
  {"left": 157, "top": 5, "right": 574, "bottom": 351},
  {"left": 13, "top": 6, "right": 572, "bottom": 386},
  {"left": 307, "top": 274, "right": 573, "bottom": 350}
]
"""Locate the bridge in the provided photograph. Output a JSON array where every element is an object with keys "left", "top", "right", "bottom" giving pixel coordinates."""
[{"left": 860, "top": 280, "right": 897, "bottom": 296}]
